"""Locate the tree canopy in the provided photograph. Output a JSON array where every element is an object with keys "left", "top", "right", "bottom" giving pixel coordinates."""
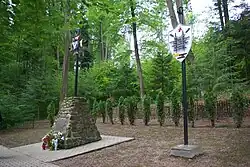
[{"left": 0, "top": 0, "right": 249, "bottom": 128}]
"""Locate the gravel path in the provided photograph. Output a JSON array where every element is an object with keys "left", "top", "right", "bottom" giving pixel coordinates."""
[
  {"left": 53, "top": 119, "right": 250, "bottom": 167},
  {"left": 0, "top": 145, "right": 59, "bottom": 167},
  {"left": 1, "top": 119, "right": 250, "bottom": 167}
]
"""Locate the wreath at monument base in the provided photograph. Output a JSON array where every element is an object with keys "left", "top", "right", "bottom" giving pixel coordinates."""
[{"left": 42, "top": 131, "right": 65, "bottom": 151}]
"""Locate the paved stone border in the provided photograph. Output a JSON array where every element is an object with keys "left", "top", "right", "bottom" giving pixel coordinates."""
[
  {"left": 0, "top": 145, "right": 59, "bottom": 167},
  {"left": 11, "top": 135, "right": 134, "bottom": 162}
]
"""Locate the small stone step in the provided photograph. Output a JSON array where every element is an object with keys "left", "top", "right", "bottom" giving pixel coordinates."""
[{"left": 170, "top": 144, "right": 203, "bottom": 158}]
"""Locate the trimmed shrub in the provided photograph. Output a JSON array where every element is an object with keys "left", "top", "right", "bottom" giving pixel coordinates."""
[
  {"left": 131, "top": 96, "right": 138, "bottom": 125},
  {"left": 124, "top": 96, "right": 137, "bottom": 125},
  {"left": 142, "top": 95, "right": 151, "bottom": 126},
  {"left": 106, "top": 99, "right": 114, "bottom": 124},
  {"left": 230, "top": 88, "right": 249, "bottom": 128},
  {"left": 87, "top": 97, "right": 96, "bottom": 112},
  {"left": 188, "top": 96, "right": 195, "bottom": 128},
  {"left": 204, "top": 91, "right": 216, "bottom": 127},
  {"left": 118, "top": 96, "right": 125, "bottom": 125},
  {"left": 171, "top": 97, "right": 181, "bottom": 126},
  {"left": 156, "top": 91, "right": 165, "bottom": 126}
]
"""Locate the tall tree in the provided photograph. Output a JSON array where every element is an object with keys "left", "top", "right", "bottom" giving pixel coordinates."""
[
  {"left": 217, "top": 0, "right": 225, "bottom": 29},
  {"left": 60, "top": 0, "right": 70, "bottom": 103},
  {"left": 175, "top": 0, "right": 184, "bottom": 24},
  {"left": 222, "top": 0, "right": 229, "bottom": 25},
  {"left": 130, "top": 0, "right": 145, "bottom": 98},
  {"left": 166, "top": 0, "right": 178, "bottom": 28},
  {"left": 99, "top": 19, "right": 104, "bottom": 61}
]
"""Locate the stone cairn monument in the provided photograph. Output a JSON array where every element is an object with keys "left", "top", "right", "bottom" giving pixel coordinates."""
[{"left": 51, "top": 97, "right": 101, "bottom": 149}]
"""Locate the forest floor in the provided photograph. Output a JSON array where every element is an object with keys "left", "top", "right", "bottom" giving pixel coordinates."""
[{"left": 0, "top": 118, "right": 250, "bottom": 167}]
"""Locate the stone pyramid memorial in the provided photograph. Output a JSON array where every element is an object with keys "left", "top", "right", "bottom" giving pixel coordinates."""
[{"left": 52, "top": 97, "right": 101, "bottom": 149}]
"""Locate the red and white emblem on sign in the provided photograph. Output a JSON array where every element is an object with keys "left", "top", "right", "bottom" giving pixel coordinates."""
[{"left": 168, "top": 24, "right": 192, "bottom": 62}]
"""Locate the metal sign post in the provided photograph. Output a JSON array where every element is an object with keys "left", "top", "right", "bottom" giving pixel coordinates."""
[
  {"left": 169, "top": 4, "right": 203, "bottom": 159},
  {"left": 179, "top": 7, "right": 188, "bottom": 146},
  {"left": 168, "top": 7, "right": 192, "bottom": 145}
]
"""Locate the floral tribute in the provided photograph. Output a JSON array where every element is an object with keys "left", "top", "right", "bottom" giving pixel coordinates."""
[{"left": 42, "top": 131, "right": 65, "bottom": 151}]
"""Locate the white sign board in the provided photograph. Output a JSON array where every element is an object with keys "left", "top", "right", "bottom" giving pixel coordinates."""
[{"left": 168, "top": 24, "right": 192, "bottom": 62}]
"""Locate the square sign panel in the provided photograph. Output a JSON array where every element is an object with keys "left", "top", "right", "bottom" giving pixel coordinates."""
[{"left": 168, "top": 24, "right": 192, "bottom": 62}]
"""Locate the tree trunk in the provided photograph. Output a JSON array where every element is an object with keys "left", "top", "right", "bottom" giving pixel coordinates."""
[
  {"left": 211, "top": 119, "right": 215, "bottom": 127},
  {"left": 104, "top": 39, "right": 108, "bottom": 60},
  {"left": 102, "top": 112, "right": 105, "bottom": 123},
  {"left": 99, "top": 20, "right": 104, "bottom": 61},
  {"left": 236, "top": 123, "right": 241, "bottom": 128},
  {"left": 130, "top": 0, "right": 145, "bottom": 99},
  {"left": 32, "top": 115, "right": 35, "bottom": 128},
  {"left": 191, "top": 121, "right": 194, "bottom": 128},
  {"left": 60, "top": 30, "right": 70, "bottom": 103},
  {"left": 60, "top": 0, "right": 70, "bottom": 104},
  {"left": 175, "top": 121, "right": 179, "bottom": 127},
  {"left": 222, "top": 0, "right": 229, "bottom": 25},
  {"left": 217, "top": 0, "right": 224, "bottom": 29},
  {"left": 166, "top": 0, "right": 178, "bottom": 28},
  {"left": 175, "top": 0, "right": 184, "bottom": 24}
]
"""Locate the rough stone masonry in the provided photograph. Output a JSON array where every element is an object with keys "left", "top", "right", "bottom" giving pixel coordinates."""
[{"left": 52, "top": 97, "right": 102, "bottom": 149}]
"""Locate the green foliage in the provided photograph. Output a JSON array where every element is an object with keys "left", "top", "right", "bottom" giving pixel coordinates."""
[
  {"left": 192, "top": 12, "right": 250, "bottom": 127},
  {"left": 98, "top": 100, "right": 106, "bottom": 123},
  {"left": 0, "top": 0, "right": 63, "bottom": 127},
  {"left": 22, "top": 71, "right": 60, "bottom": 119},
  {"left": 171, "top": 94, "right": 181, "bottom": 127},
  {"left": 204, "top": 91, "right": 217, "bottom": 127},
  {"left": 131, "top": 96, "right": 139, "bottom": 125},
  {"left": 0, "top": 0, "right": 249, "bottom": 129},
  {"left": 91, "top": 99, "right": 99, "bottom": 121},
  {"left": 192, "top": 11, "right": 250, "bottom": 98},
  {"left": 142, "top": 95, "right": 151, "bottom": 126},
  {"left": 118, "top": 96, "right": 126, "bottom": 125},
  {"left": 47, "top": 101, "right": 56, "bottom": 127},
  {"left": 188, "top": 96, "right": 195, "bottom": 128},
  {"left": 142, "top": 48, "right": 180, "bottom": 100},
  {"left": 124, "top": 96, "right": 137, "bottom": 125},
  {"left": 110, "top": 63, "right": 139, "bottom": 101},
  {"left": 0, "top": 93, "right": 27, "bottom": 128},
  {"left": 230, "top": 88, "right": 249, "bottom": 128},
  {"left": 88, "top": 97, "right": 96, "bottom": 113},
  {"left": 187, "top": 61, "right": 197, "bottom": 128},
  {"left": 150, "top": 54, "right": 171, "bottom": 98},
  {"left": 0, "top": 68, "right": 60, "bottom": 128},
  {"left": 106, "top": 99, "right": 114, "bottom": 124},
  {"left": 79, "top": 60, "right": 138, "bottom": 103},
  {"left": 156, "top": 91, "right": 165, "bottom": 126}
]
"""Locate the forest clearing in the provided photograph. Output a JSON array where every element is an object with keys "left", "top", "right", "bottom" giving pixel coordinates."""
[{"left": 0, "top": 0, "right": 250, "bottom": 166}]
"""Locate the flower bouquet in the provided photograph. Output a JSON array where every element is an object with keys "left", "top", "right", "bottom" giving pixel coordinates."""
[
  {"left": 42, "top": 133, "right": 53, "bottom": 150},
  {"left": 42, "top": 131, "right": 65, "bottom": 151}
]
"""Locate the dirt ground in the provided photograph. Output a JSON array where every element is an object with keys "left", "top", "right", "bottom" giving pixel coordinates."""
[{"left": 0, "top": 118, "right": 250, "bottom": 167}]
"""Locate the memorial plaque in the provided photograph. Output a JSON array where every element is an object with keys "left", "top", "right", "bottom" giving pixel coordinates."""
[{"left": 53, "top": 118, "right": 69, "bottom": 134}]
